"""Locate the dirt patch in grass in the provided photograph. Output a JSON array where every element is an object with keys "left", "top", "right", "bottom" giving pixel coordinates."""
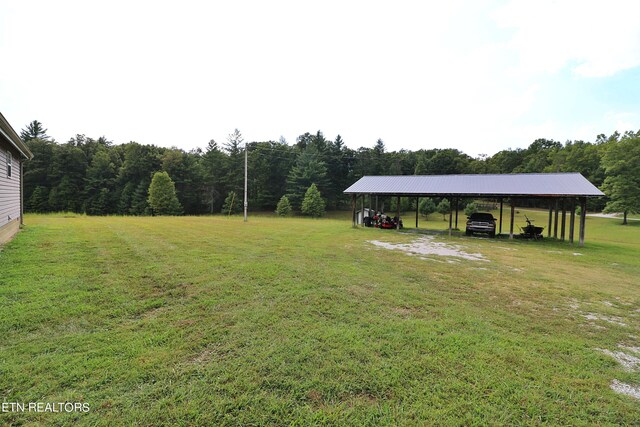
[
  {"left": 611, "top": 380, "right": 640, "bottom": 399},
  {"left": 139, "top": 305, "right": 166, "bottom": 320},
  {"left": 390, "top": 306, "right": 416, "bottom": 318},
  {"left": 564, "top": 298, "right": 640, "bottom": 400},
  {"left": 583, "top": 313, "right": 627, "bottom": 327},
  {"left": 598, "top": 345, "right": 640, "bottom": 400},
  {"left": 620, "top": 345, "right": 640, "bottom": 354},
  {"left": 598, "top": 349, "right": 640, "bottom": 371},
  {"left": 565, "top": 299, "right": 631, "bottom": 328},
  {"left": 368, "top": 236, "right": 488, "bottom": 262},
  {"left": 306, "top": 389, "right": 324, "bottom": 408},
  {"left": 187, "top": 344, "right": 229, "bottom": 365},
  {"left": 344, "top": 392, "right": 379, "bottom": 407}
]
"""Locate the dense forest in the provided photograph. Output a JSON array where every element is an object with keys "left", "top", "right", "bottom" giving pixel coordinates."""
[{"left": 18, "top": 120, "right": 640, "bottom": 218}]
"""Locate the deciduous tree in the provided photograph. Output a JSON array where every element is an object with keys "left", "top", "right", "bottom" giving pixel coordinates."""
[{"left": 601, "top": 132, "right": 640, "bottom": 224}]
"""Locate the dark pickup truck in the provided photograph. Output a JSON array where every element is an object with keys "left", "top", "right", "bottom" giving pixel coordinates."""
[{"left": 465, "top": 212, "right": 496, "bottom": 237}]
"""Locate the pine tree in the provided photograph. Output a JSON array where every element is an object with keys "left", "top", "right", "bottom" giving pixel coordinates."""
[
  {"left": 92, "top": 188, "right": 111, "bottom": 215},
  {"left": 419, "top": 198, "right": 436, "bottom": 219},
  {"left": 23, "top": 139, "right": 54, "bottom": 203},
  {"left": 161, "top": 148, "right": 205, "bottom": 214},
  {"left": 286, "top": 146, "right": 328, "bottom": 210},
  {"left": 85, "top": 150, "right": 116, "bottom": 215},
  {"left": 464, "top": 202, "right": 478, "bottom": 217},
  {"left": 436, "top": 199, "right": 451, "bottom": 221},
  {"left": 147, "top": 172, "right": 182, "bottom": 215},
  {"left": 276, "top": 195, "right": 292, "bottom": 216},
  {"left": 46, "top": 144, "right": 87, "bottom": 212},
  {"left": 28, "top": 186, "right": 49, "bottom": 212},
  {"left": 56, "top": 175, "right": 81, "bottom": 212},
  {"left": 20, "top": 120, "right": 49, "bottom": 141},
  {"left": 223, "top": 129, "right": 244, "bottom": 195},
  {"left": 202, "top": 139, "right": 226, "bottom": 213},
  {"left": 131, "top": 180, "right": 151, "bottom": 215},
  {"left": 118, "top": 142, "right": 162, "bottom": 214},
  {"left": 390, "top": 196, "right": 411, "bottom": 212},
  {"left": 47, "top": 187, "right": 61, "bottom": 212},
  {"left": 301, "top": 184, "right": 325, "bottom": 218},
  {"left": 325, "top": 134, "right": 351, "bottom": 209},
  {"left": 221, "top": 191, "right": 242, "bottom": 215},
  {"left": 118, "top": 182, "right": 135, "bottom": 215}
]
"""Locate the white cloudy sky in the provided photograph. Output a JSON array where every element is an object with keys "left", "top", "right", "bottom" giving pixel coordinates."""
[{"left": 1, "top": 0, "right": 639, "bottom": 156}]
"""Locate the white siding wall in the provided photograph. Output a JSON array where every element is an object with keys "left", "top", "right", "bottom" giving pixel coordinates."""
[{"left": 0, "top": 141, "right": 21, "bottom": 228}]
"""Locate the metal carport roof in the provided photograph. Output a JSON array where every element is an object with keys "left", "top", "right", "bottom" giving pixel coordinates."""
[{"left": 343, "top": 173, "right": 604, "bottom": 198}]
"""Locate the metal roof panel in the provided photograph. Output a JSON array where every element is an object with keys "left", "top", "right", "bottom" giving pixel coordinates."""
[{"left": 343, "top": 173, "right": 604, "bottom": 197}]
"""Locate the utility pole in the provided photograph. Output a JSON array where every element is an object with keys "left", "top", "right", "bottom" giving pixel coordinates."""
[{"left": 243, "top": 142, "right": 248, "bottom": 222}]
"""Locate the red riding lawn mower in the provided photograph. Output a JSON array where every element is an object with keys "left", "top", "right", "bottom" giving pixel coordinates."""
[{"left": 369, "top": 214, "right": 403, "bottom": 229}]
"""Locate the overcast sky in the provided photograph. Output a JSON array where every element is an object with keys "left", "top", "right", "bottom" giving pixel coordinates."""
[{"left": 1, "top": 0, "right": 639, "bottom": 156}]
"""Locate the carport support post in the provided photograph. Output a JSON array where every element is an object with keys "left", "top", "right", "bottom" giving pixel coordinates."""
[
  {"left": 375, "top": 196, "right": 378, "bottom": 214},
  {"left": 454, "top": 198, "right": 459, "bottom": 229},
  {"left": 415, "top": 197, "right": 419, "bottom": 228},
  {"left": 361, "top": 194, "right": 365, "bottom": 227},
  {"left": 448, "top": 198, "right": 453, "bottom": 236},
  {"left": 579, "top": 197, "right": 587, "bottom": 246},
  {"left": 553, "top": 200, "right": 559, "bottom": 239},
  {"left": 569, "top": 199, "right": 576, "bottom": 244},
  {"left": 351, "top": 194, "right": 356, "bottom": 228},
  {"left": 560, "top": 199, "right": 566, "bottom": 241},
  {"left": 509, "top": 200, "right": 515, "bottom": 239},
  {"left": 547, "top": 202, "right": 553, "bottom": 237},
  {"left": 396, "top": 196, "right": 401, "bottom": 230},
  {"left": 499, "top": 198, "right": 503, "bottom": 235}
]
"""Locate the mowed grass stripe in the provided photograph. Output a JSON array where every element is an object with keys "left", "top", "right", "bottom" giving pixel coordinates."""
[{"left": 0, "top": 213, "right": 639, "bottom": 425}]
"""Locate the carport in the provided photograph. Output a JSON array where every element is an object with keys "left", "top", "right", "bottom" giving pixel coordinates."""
[{"left": 343, "top": 173, "right": 604, "bottom": 246}]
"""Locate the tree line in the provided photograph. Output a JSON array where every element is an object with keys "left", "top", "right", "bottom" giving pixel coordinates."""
[{"left": 18, "top": 120, "right": 640, "bottom": 220}]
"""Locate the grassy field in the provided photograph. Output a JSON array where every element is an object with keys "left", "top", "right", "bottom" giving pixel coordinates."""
[{"left": 1, "top": 211, "right": 640, "bottom": 425}]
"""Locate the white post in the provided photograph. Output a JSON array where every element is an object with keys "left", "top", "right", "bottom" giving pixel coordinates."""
[{"left": 243, "top": 143, "right": 248, "bottom": 222}]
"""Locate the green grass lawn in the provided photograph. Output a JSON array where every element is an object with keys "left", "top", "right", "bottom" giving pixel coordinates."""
[{"left": 1, "top": 212, "right": 640, "bottom": 425}]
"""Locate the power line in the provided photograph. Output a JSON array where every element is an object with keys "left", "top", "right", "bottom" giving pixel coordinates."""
[{"left": 246, "top": 149, "right": 360, "bottom": 162}]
